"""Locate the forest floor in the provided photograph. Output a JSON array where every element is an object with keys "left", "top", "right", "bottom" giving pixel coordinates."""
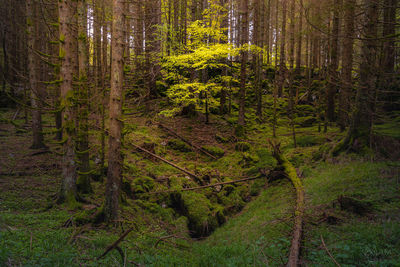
[{"left": 1, "top": 107, "right": 400, "bottom": 266}]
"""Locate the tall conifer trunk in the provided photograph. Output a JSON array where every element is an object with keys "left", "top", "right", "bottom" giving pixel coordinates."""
[
  {"left": 58, "top": 0, "right": 79, "bottom": 205},
  {"left": 105, "top": 0, "right": 125, "bottom": 223}
]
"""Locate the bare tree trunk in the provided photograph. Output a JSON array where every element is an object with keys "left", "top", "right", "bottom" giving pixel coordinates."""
[
  {"left": 278, "top": 0, "right": 287, "bottom": 97},
  {"left": 26, "top": 0, "right": 45, "bottom": 149},
  {"left": 296, "top": 0, "right": 303, "bottom": 72},
  {"left": 237, "top": 0, "right": 248, "bottom": 129},
  {"left": 327, "top": 0, "right": 341, "bottom": 122},
  {"left": 58, "top": 0, "right": 79, "bottom": 206},
  {"left": 338, "top": 0, "right": 355, "bottom": 131},
  {"left": 105, "top": 0, "right": 125, "bottom": 223},
  {"left": 77, "top": 0, "right": 92, "bottom": 194}
]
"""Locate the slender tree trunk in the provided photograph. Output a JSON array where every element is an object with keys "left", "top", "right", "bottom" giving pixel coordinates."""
[
  {"left": 58, "top": 0, "right": 79, "bottom": 206},
  {"left": 237, "top": 0, "right": 248, "bottom": 128},
  {"left": 278, "top": 0, "right": 287, "bottom": 97},
  {"left": 105, "top": 0, "right": 125, "bottom": 223},
  {"left": 26, "top": 0, "right": 45, "bottom": 149},
  {"left": 338, "top": 0, "right": 355, "bottom": 131},
  {"left": 296, "top": 0, "right": 303, "bottom": 72},
  {"left": 327, "top": 0, "right": 341, "bottom": 122},
  {"left": 77, "top": 0, "right": 92, "bottom": 194}
]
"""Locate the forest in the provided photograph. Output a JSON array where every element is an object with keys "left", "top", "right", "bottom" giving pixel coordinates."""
[{"left": 0, "top": 0, "right": 399, "bottom": 265}]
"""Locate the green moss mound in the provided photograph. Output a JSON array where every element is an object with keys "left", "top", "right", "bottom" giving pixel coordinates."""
[
  {"left": 202, "top": 145, "right": 225, "bottom": 158},
  {"left": 170, "top": 192, "right": 222, "bottom": 237},
  {"left": 167, "top": 139, "right": 192, "bottom": 152}
]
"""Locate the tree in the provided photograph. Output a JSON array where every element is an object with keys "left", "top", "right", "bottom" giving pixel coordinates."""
[
  {"left": 338, "top": 0, "right": 355, "bottom": 130},
  {"left": 326, "top": 0, "right": 342, "bottom": 122},
  {"left": 104, "top": 0, "right": 125, "bottom": 223},
  {"left": 335, "top": 0, "right": 379, "bottom": 154},
  {"left": 58, "top": 0, "right": 79, "bottom": 206},
  {"left": 26, "top": 0, "right": 46, "bottom": 149},
  {"left": 76, "top": 0, "right": 92, "bottom": 194},
  {"left": 237, "top": 0, "right": 248, "bottom": 130}
]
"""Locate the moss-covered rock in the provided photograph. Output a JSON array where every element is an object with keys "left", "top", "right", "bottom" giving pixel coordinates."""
[
  {"left": 170, "top": 192, "right": 220, "bottom": 237},
  {"left": 235, "top": 142, "right": 251, "bottom": 152},
  {"left": 202, "top": 145, "right": 225, "bottom": 158},
  {"left": 167, "top": 139, "right": 192, "bottom": 152}
]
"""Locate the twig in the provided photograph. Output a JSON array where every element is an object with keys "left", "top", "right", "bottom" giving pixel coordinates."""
[
  {"left": 320, "top": 234, "right": 341, "bottom": 267},
  {"left": 130, "top": 143, "right": 203, "bottom": 184},
  {"left": 97, "top": 227, "right": 134, "bottom": 260},
  {"left": 158, "top": 123, "right": 218, "bottom": 160}
]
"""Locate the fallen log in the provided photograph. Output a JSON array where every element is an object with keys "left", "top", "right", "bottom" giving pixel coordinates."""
[
  {"left": 130, "top": 143, "right": 203, "bottom": 184},
  {"left": 158, "top": 123, "right": 218, "bottom": 160},
  {"left": 140, "top": 176, "right": 263, "bottom": 195},
  {"left": 269, "top": 140, "right": 305, "bottom": 267}
]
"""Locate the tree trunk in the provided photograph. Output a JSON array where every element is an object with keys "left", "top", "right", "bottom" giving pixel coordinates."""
[
  {"left": 77, "top": 0, "right": 92, "bottom": 194},
  {"left": 26, "top": 0, "right": 45, "bottom": 149},
  {"left": 327, "top": 0, "right": 341, "bottom": 122},
  {"left": 58, "top": 0, "right": 79, "bottom": 206},
  {"left": 338, "top": 0, "right": 355, "bottom": 131},
  {"left": 105, "top": 0, "right": 125, "bottom": 223},
  {"left": 237, "top": 0, "right": 248, "bottom": 128},
  {"left": 338, "top": 0, "right": 379, "bottom": 153},
  {"left": 278, "top": 0, "right": 287, "bottom": 98}
]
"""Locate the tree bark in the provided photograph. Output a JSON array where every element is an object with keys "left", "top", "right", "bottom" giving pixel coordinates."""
[
  {"left": 326, "top": 0, "right": 341, "bottom": 122},
  {"left": 77, "top": 0, "right": 92, "bottom": 194},
  {"left": 58, "top": 0, "right": 79, "bottom": 206},
  {"left": 26, "top": 0, "right": 45, "bottom": 149},
  {"left": 237, "top": 0, "right": 248, "bottom": 128},
  {"left": 105, "top": 0, "right": 125, "bottom": 223},
  {"left": 338, "top": 0, "right": 379, "bottom": 153},
  {"left": 338, "top": 0, "right": 355, "bottom": 130}
]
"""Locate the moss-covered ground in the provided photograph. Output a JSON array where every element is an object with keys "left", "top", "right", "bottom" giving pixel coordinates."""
[{"left": 1, "top": 108, "right": 399, "bottom": 266}]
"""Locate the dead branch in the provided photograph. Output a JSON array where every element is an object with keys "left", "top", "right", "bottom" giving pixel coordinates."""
[
  {"left": 97, "top": 227, "right": 134, "bottom": 260},
  {"left": 130, "top": 142, "right": 203, "bottom": 184},
  {"left": 142, "top": 176, "right": 263, "bottom": 195},
  {"left": 158, "top": 123, "right": 218, "bottom": 160},
  {"left": 321, "top": 234, "right": 341, "bottom": 267}
]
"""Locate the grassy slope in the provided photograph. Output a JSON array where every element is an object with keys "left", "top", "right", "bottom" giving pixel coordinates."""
[{"left": 1, "top": 109, "right": 400, "bottom": 266}]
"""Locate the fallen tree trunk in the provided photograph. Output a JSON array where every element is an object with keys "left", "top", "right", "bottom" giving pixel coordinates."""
[
  {"left": 158, "top": 124, "right": 218, "bottom": 160},
  {"left": 130, "top": 143, "right": 203, "bottom": 184},
  {"left": 141, "top": 176, "right": 263, "bottom": 195},
  {"left": 269, "top": 140, "right": 305, "bottom": 267}
]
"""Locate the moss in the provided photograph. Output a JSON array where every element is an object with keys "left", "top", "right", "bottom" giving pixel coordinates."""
[
  {"left": 293, "top": 116, "right": 317, "bottom": 127},
  {"left": 296, "top": 135, "right": 324, "bottom": 147},
  {"left": 234, "top": 125, "right": 246, "bottom": 137},
  {"left": 167, "top": 139, "right": 192, "bottom": 152},
  {"left": 235, "top": 142, "right": 250, "bottom": 152},
  {"left": 170, "top": 192, "right": 220, "bottom": 237},
  {"left": 202, "top": 145, "right": 225, "bottom": 158},
  {"left": 218, "top": 187, "right": 245, "bottom": 215},
  {"left": 132, "top": 176, "right": 155, "bottom": 194},
  {"left": 239, "top": 152, "right": 259, "bottom": 168},
  {"left": 215, "top": 133, "right": 229, "bottom": 143},
  {"left": 295, "top": 105, "right": 314, "bottom": 116}
]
